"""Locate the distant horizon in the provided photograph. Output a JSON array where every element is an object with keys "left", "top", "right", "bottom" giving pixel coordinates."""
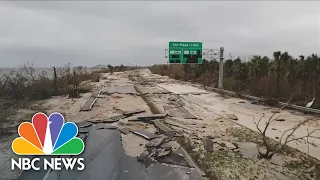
[{"left": 0, "top": 64, "right": 151, "bottom": 69}]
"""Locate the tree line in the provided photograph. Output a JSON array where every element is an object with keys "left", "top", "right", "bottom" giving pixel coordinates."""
[{"left": 150, "top": 51, "right": 320, "bottom": 109}]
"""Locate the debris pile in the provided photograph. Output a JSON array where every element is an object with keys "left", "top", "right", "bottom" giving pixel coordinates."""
[
  {"left": 74, "top": 108, "right": 203, "bottom": 179},
  {"left": 194, "top": 136, "right": 240, "bottom": 153}
]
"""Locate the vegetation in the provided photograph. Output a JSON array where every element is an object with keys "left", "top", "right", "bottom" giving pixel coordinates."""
[
  {"left": 0, "top": 63, "right": 97, "bottom": 101},
  {"left": 254, "top": 111, "right": 320, "bottom": 159},
  {"left": 0, "top": 63, "right": 141, "bottom": 133},
  {"left": 97, "top": 64, "right": 142, "bottom": 74},
  {"left": 150, "top": 51, "right": 320, "bottom": 108},
  {"left": 0, "top": 63, "right": 100, "bottom": 135}
]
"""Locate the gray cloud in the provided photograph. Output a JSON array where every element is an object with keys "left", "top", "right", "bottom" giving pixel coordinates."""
[{"left": 0, "top": 1, "right": 319, "bottom": 67}]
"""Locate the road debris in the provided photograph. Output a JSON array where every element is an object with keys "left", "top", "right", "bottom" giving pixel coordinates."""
[
  {"left": 222, "top": 141, "right": 237, "bottom": 150},
  {"left": 156, "top": 151, "right": 190, "bottom": 167},
  {"left": 167, "top": 107, "right": 197, "bottom": 119},
  {"left": 160, "top": 143, "right": 172, "bottom": 150},
  {"left": 78, "top": 127, "right": 89, "bottom": 133},
  {"left": 92, "top": 91, "right": 103, "bottom": 98},
  {"left": 163, "top": 105, "right": 175, "bottom": 110},
  {"left": 202, "top": 138, "right": 214, "bottom": 152},
  {"left": 101, "top": 85, "right": 138, "bottom": 95},
  {"left": 153, "top": 120, "right": 174, "bottom": 134},
  {"left": 87, "top": 119, "right": 104, "bottom": 123},
  {"left": 226, "top": 113, "right": 238, "bottom": 120},
  {"left": 119, "top": 127, "right": 131, "bottom": 135},
  {"left": 130, "top": 129, "right": 160, "bottom": 140},
  {"left": 146, "top": 137, "right": 166, "bottom": 147},
  {"left": 164, "top": 132, "right": 175, "bottom": 142},
  {"left": 110, "top": 114, "right": 126, "bottom": 121},
  {"left": 80, "top": 97, "right": 97, "bottom": 111},
  {"left": 123, "top": 109, "right": 146, "bottom": 116},
  {"left": 155, "top": 148, "right": 172, "bottom": 158},
  {"left": 136, "top": 114, "right": 167, "bottom": 120},
  {"left": 96, "top": 125, "right": 118, "bottom": 130},
  {"left": 76, "top": 121, "right": 93, "bottom": 128}
]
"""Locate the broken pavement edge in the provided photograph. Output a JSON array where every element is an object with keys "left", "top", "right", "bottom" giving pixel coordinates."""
[{"left": 134, "top": 84, "right": 206, "bottom": 177}]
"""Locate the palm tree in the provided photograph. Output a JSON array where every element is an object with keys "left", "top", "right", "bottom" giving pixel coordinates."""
[
  {"left": 285, "top": 56, "right": 298, "bottom": 96},
  {"left": 224, "top": 59, "right": 233, "bottom": 77},
  {"left": 273, "top": 51, "right": 282, "bottom": 94}
]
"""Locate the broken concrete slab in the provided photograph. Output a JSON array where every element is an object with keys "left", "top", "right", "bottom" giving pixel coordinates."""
[
  {"left": 87, "top": 119, "right": 104, "bottom": 123},
  {"left": 163, "top": 105, "right": 176, "bottom": 111},
  {"left": 136, "top": 114, "right": 167, "bottom": 120},
  {"left": 130, "top": 129, "right": 160, "bottom": 140},
  {"left": 102, "top": 119, "right": 119, "bottom": 123},
  {"left": 153, "top": 120, "right": 174, "bottom": 134},
  {"left": 165, "top": 132, "right": 175, "bottom": 142},
  {"left": 78, "top": 127, "right": 89, "bottom": 134},
  {"left": 80, "top": 97, "right": 97, "bottom": 111},
  {"left": 222, "top": 141, "right": 237, "bottom": 150},
  {"left": 168, "top": 96, "right": 179, "bottom": 101},
  {"left": 226, "top": 114, "right": 238, "bottom": 120},
  {"left": 75, "top": 121, "right": 93, "bottom": 128},
  {"left": 213, "top": 139, "right": 237, "bottom": 150},
  {"left": 160, "top": 143, "right": 172, "bottom": 151},
  {"left": 96, "top": 125, "right": 118, "bottom": 130},
  {"left": 140, "top": 86, "right": 171, "bottom": 95},
  {"left": 189, "top": 92, "right": 202, "bottom": 95},
  {"left": 92, "top": 91, "right": 102, "bottom": 98},
  {"left": 101, "top": 85, "right": 138, "bottom": 95},
  {"left": 167, "top": 107, "right": 196, "bottom": 119},
  {"left": 119, "top": 128, "right": 131, "bottom": 135},
  {"left": 110, "top": 114, "right": 126, "bottom": 121},
  {"left": 146, "top": 137, "right": 166, "bottom": 148},
  {"left": 271, "top": 110, "right": 280, "bottom": 113},
  {"left": 169, "top": 101, "right": 186, "bottom": 107},
  {"left": 168, "top": 102, "right": 182, "bottom": 108},
  {"left": 137, "top": 151, "right": 154, "bottom": 168},
  {"left": 123, "top": 109, "right": 146, "bottom": 116},
  {"left": 155, "top": 148, "right": 172, "bottom": 158},
  {"left": 201, "top": 138, "right": 214, "bottom": 152},
  {"left": 174, "top": 146, "right": 206, "bottom": 176},
  {"left": 156, "top": 151, "right": 190, "bottom": 167}
]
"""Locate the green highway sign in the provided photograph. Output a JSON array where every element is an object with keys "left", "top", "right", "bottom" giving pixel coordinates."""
[{"left": 168, "top": 41, "right": 202, "bottom": 64}]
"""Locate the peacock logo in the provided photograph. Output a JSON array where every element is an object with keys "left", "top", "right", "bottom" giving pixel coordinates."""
[{"left": 12, "top": 112, "right": 85, "bottom": 155}]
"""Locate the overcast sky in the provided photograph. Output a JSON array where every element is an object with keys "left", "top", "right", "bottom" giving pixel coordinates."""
[{"left": 0, "top": 1, "right": 319, "bottom": 68}]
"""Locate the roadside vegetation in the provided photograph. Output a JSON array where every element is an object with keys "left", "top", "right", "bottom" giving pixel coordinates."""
[
  {"left": 0, "top": 63, "right": 96, "bottom": 137},
  {"left": 150, "top": 51, "right": 320, "bottom": 109},
  {"left": 0, "top": 63, "right": 141, "bottom": 137}
]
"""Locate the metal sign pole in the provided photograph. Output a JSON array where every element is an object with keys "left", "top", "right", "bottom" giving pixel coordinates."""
[{"left": 218, "top": 47, "right": 224, "bottom": 89}]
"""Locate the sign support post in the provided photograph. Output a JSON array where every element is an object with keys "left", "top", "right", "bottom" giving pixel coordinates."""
[{"left": 218, "top": 47, "right": 224, "bottom": 89}]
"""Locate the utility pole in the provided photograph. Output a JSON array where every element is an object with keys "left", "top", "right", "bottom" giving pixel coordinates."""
[{"left": 218, "top": 47, "right": 224, "bottom": 89}]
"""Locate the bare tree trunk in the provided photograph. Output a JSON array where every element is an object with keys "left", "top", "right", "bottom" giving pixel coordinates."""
[{"left": 53, "top": 66, "right": 58, "bottom": 95}]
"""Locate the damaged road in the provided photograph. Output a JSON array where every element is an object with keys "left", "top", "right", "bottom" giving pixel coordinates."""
[
  {"left": 4, "top": 69, "right": 320, "bottom": 180},
  {"left": 19, "top": 126, "right": 202, "bottom": 180},
  {"left": 132, "top": 69, "right": 320, "bottom": 180},
  {"left": 3, "top": 71, "right": 204, "bottom": 180}
]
